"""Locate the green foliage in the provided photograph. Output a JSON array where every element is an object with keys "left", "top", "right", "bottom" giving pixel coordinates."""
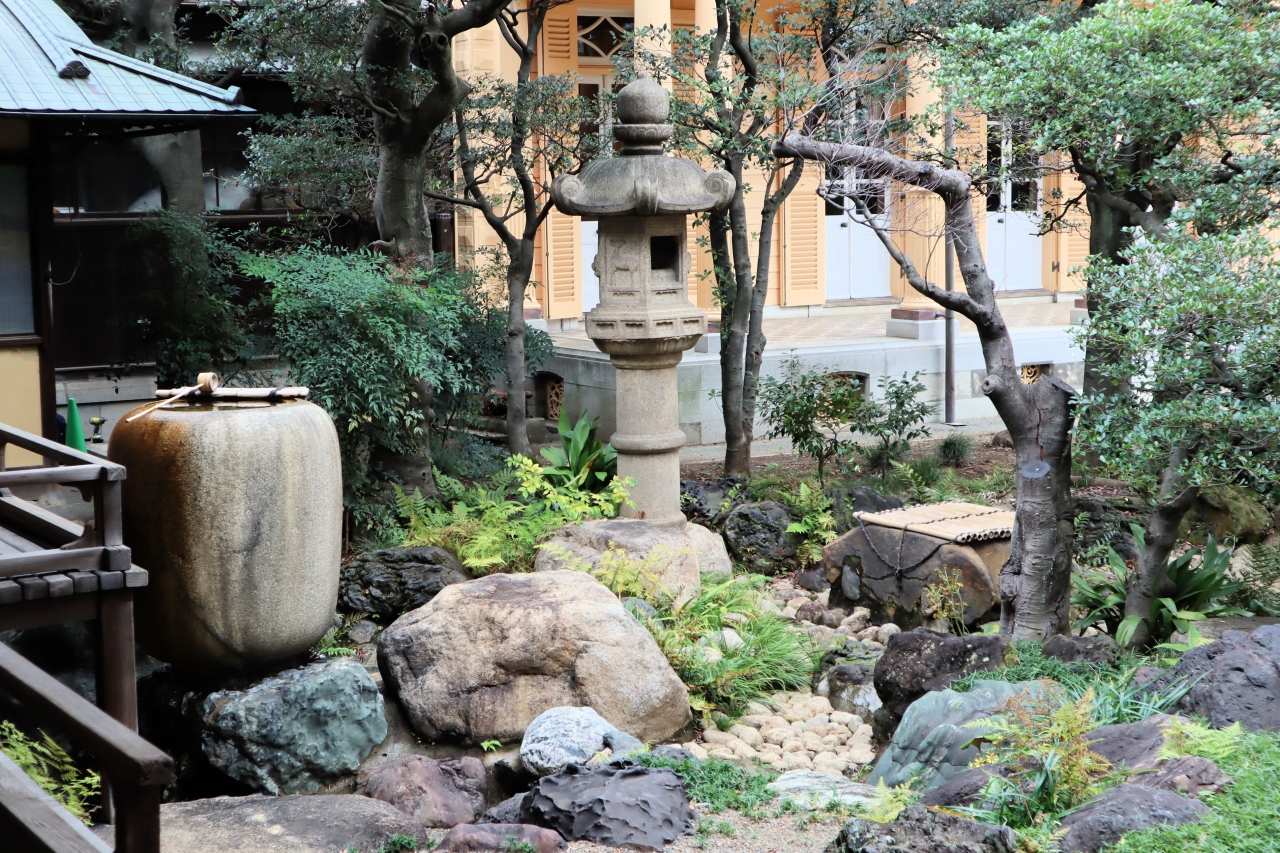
[
  {"left": 782, "top": 483, "right": 837, "bottom": 566},
  {"left": 923, "top": 567, "right": 968, "bottom": 634},
  {"left": 1071, "top": 546, "right": 1132, "bottom": 637},
  {"left": 963, "top": 687, "right": 1113, "bottom": 830},
  {"left": 124, "top": 210, "right": 249, "bottom": 388},
  {"left": 891, "top": 458, "right": 960, "bottom": 504},
  {"left": 643, "top": 575, "right": 820, "bottom": 715},
  {"left": 504, "top": 839, "right": 537, "bottom": 853},
  {"left": 398, "top": 456, "right": 631, "bottom": 572},
  {"left": 855, "top": 373, "right": 935, "bottom": 474},
  {"left": 539, "top": 410, "right": 617, "bottom": 494},
  {"left": 758, "top": 356, "right": 872, "bottom": 487},
  {"left": 239, "top": 246, "right": 481, "bottom": 533},
  {"left": 635, "top": 755, "right": 776, "bottom": 815},
  {"left": 860, "top": 778, "right": 921, "bottom": 824},
  {"left": 376, "top": 836, "right": 421, "bottom": 853},
  {"left": 1115, "top": 533, "right": 1247, "bottom": 648},
  {"left": 1226, "top": 544, "right": 1280, "bottom": 617},
  {"left": 480, "top": 740, "right": 503, "bottom": 753},
  {"left": 937, "top": 433, "right": 974, "bottom": 468},
  {"left": 1073, "top": 229, "right": 1280, "bottom": 504},
  {"left": 0, "top": 721, "right": 100, "bottom": 823},
  {"left": 313, "top": 611, "right": 371, "bottom": 658},
  {"left": 547, "top": 543, "right": 686, "bottom": 601},
  {"left": 1113, "top": 726, "right": 1280, "bottom": 853}
]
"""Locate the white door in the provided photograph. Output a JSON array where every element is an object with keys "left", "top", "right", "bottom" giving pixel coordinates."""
[
  {"left": 582, "top": 218, "right": 600, "bottom": 312},
  {"left": 823, "top": 185, "right": 892, "bottom": 300},
  {"left": 985, "top": 123, "right": 1043, "bottom": 291}
]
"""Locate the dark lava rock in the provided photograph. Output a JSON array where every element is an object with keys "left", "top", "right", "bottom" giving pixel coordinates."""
[
  {"left": 1042, "top": 634, "right": 1120, "bottom": 666},
  {"left": 828, "top": 485, "right": 904, "bottom": 534},
  {"left": 1057, "top": 786, "right": 1207, "bottom": 852},
  {"left": 1084, "top": 714, "right": 1175, "bottom": 770},
  {"left": 796, "top": 569, "right": 831, "bottom": 592},
  {"left": 679, "top": 477, "right": 746, "bottom": 526},
  {"left": 721, "top": 501, "right": 798, "bottom": 574},
  {"left": 339, "top": 546, "right": 471, "bottom": 618},
  {"left": 520, "top": 760, "right": 695, "bottom": 850},
  {"left": 1141, "top": 624, "right": 1280, "bottom": 732},
  {"left": 437, "top": 823, "right": 566, "bottom": 852},
  {"left": 480, "top": 792, "right": 530, "bottom": 825},
  {"left": 917, "top": 767, "right": 1004, "bottom": 808},
  {"left": 872, "top": 629, "right": 1011, "bottom": 737},
  {"left": 1072, "top": 495, "right": 1141, "bottom": 563},
  {"left": 827, "top": 804, "right": 1016, "bottom": 853}
]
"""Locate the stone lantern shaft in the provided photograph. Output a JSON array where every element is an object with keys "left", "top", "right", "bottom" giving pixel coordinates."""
[{"left": 551, "top": 75, "right": 734, "bottom": 527}]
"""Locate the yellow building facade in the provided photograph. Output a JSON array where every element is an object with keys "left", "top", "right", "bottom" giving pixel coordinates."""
[{"left": 452, "top": 0, "right": 1090, "bottom": 324}]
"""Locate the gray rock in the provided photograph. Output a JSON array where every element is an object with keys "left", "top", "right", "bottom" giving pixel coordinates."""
[
  {"left": 378, "top": 571, "right": 691, "bottom": 746},
  {"left": 339, "top": 545, "right": 471, "bottom": 619},
  {"left": 199, "top": 659, "right": 386, "bottom": 794},
  {"left": 605, "top": 729, "right": 646, "bottom": 758},
  {"left": 679, "top": 478, "right": 745, "bottom": 526},
  {"left": 1057, "top": 786, "right": 1208, "bottom": 852},
  {"left": 872, "top": 629, "right": 1011, "bottom": 736},
  {"left": 1042, "top": 634, "right": 1119, "bottom": 666},
  {"left": 534, "top": 519, "right": 703, "bottom": 595},
  {"left": 356, "top": 755, "right": 486, "bottom": 828},
  {"left": 1169, "top": 616, "right": 1280, "bottom": 645},
  {"left": 796, "top": 600, "right": 826, "bottom": 623},
  {"left": 1141, "top": 624, "right": 1280, "bottom": 731},
  {"left": 153, "top": 794, "right": 420, "bottom": 853},
  {"left": 521, "top": 706, "right": 618, "bottom": 777},
  {"left": 520, "top": 761, "right": 695, "bottom": 849},
  {"left": 867, "top": 680, "right": 1039, "bottom": 791},
  {"left": 685, "top": 523, "right": 734, "bottom": 578},
  {"left": 1085, "top": 713, "right": 1231, "bottom": 797},
  {"left": 437, "top": 823, "right": 567, "bottom": 852},
  {"left": 650, "top": 745, "right": 699, "bottom": 763},
  {"left": 797, "top": 570, "right": 832, "bottom": 592},
  {"left": 814, "top": 640, "right": 884, "bottom": 718},
  {"left": 480, "top": 792, "right": 531, "bottom": 825},
  {"left": 828, "top": 804, "right": 1016, "bottom": 853},
  {"left": 766, "top": 771, "right": 878, "bottom": 810},
  {"left": 623, "top": 597, "right": 659, "bottom": 620},
  {"left": 828, "top": 486, "right": 904, "bottom": 535},
  {"left": 346, "top": 619, "right": 378, "bottom": 645},
  {"left": 722, "top": 501, "right": 798, "bottom": 574},
  {"left": 917, "top": 766, "right": 1004, "bottom": 808}
]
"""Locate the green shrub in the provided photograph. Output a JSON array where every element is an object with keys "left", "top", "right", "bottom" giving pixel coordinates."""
[
  {"left": 539, "top": 409, "right": 617, "bottom": 493},
  {"left": 1226, "top": 543, "right": 1280, "bottom": 616},
  {"left": 782, "top": 483, "right": 837, "bottom": 566},
  {"left": 635, "top": 755, "right": 776, "bottom": 814},
  {"left": 758, "top": 356, "right": 871, "bottom": 487},
  {"left": 854, "top": 372, "right": 935, "bottom": 474},
  {"left": 937, "top": 433, "right": 974, "bottom": 468},
  {"left": 0, "top": 721, "right": 100, "bottom": 823}
]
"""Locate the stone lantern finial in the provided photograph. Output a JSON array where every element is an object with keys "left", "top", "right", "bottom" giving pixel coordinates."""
[{"left": 549, "top": 76, "right": 736, "bottom": 527}]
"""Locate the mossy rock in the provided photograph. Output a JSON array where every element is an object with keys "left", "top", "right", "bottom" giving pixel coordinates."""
[{"left": 1179, "top": 484, "right": 1272, "bottom": 545}]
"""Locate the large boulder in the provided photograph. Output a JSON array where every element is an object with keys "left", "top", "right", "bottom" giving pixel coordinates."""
[
  {"left": 822, "top": 526, "right": 1001, "bottom": 630},
  {"left": 680, "top": 477, "right": 746, "bottom": 526},
  {"left": 520, "top": 706, "right": 638, "bottom": 777},
  {"left": 437, "top": 824, "right": 566, "bottom": 853},
  {"left": 867, "top": 680, "right": 1036, "bottom": 791},
  {"left": 828, "top": 804, "right": 1016, "bottom": 853},
  {"left": 199, "top": 659, "right": 386, "bottom": 794},
  {"left": 339, "top": 546, "right": 471, "bottom": 618},
  {"left": 378, "top": 571, "right": 692, "bottom": 744},
  {"left": 148, "top": 794, "right": 420, "bottom": 853},
  {"left": 814, "top": 640, "right": 885, "bottom": 718},
  {"left": 1056, "top": 786, "right": 1208, "bottom": 852},
  {"left": 356, "top": 755, "right": 486, "bottom": 828},
  {"left": 533, "top": 519, "right": 712, "bottom": 594},
  {"left": 685, "top": 523, "right": 734, "bottom": 577},
  {"left": 767, "top": 771, "right": 878, "bottom": 811},
  {"left": 722, "top": 501, "right": 798, "bottom": 574},
  {"left": 872, "top": 629, "right": 1011, "bottom": 736},
  {"left": 520, "top": 761, "right": 695, "bottom": 849},
  {"left": 1140, "top": 624, "right": 1280, "bottom": 731}
]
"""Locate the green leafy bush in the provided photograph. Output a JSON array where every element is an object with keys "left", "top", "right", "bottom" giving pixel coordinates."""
[
  {"left": 758, "top": 356, "right": 871, "bottom": 487},
  {"left": 0, "top": 721, "right": 100, "bottom": 823},
  {"left": 855, "top": 372, "right": 935, "bottom": 474},
  {"left": 398, "top": 456, "right": 631, "bottom": 572},
  {"left": 539, "top": 410, "right": 617, "bottom": 493},
  {"left": 635, "top": 755, "right": 776, "bottom": 814},
  {"left": 937, "top": 433, "right": 974, "bottom": 468},
  {"left": 1227, "top": 544, "right": 1280, "bottom": 616}
]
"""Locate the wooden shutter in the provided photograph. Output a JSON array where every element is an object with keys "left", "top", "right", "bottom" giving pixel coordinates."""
[
  {"left": 544, "top": 11, "right": 574, "bottom": 74},
  {"left": 1060, "top": 170, "right": 1090, "bottom": 291},
  {"left": 890, "top": 186, "right": 946, "bottom": 300},
  {"left": 781, "top": 168, "right": 825, "bottom": 306},
  {"left": 545, "top": 208, "right": 581, "bottom": 320}
]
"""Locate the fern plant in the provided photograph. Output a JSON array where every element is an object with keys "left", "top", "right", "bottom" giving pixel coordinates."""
[
  {"left": 0, "top": 722, "right": 100, "bottom": 823},
  {"left": 783, "top": 483, "right": 837, "bottom": 566}
]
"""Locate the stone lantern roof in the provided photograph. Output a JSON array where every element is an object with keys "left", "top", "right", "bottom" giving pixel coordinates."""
[{"left": 551, "top": 75, "right": 734, "bottom": 217}]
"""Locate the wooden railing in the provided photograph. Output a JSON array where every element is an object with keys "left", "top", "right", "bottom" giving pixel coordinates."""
[
  {"left": 0, "top": 642, "right": 173, "bottom": 853},
  {"left": 0, "top": 423, "right": 131, "bottom": 584}
]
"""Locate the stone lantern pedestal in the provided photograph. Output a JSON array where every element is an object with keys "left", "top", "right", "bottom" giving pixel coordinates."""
[{"left": 552, "top": 75, "right": 734, "bottom": 527}]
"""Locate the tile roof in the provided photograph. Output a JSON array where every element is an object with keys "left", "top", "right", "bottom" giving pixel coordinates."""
[{"left": 0, "top": 0, "right": 253, "bottom": 117}]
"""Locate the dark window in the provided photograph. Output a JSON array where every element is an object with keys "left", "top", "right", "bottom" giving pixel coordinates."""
[
  {"left": 578, "top": 16, "right": 633, "bottom": 60},
  {"left": 0, "top": 164, "right": 34, "bottom": 335},
  {"left": 650, "top": 235, "right": 679, "bottom": 271}
]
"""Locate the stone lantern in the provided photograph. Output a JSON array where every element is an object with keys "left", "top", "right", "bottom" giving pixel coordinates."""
[{"left": 552, "top": 75, "right": 734, "bottom": 526}]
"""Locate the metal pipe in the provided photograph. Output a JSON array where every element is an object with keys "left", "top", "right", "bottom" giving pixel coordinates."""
[{"left": 944, "top": 89, "right": 958, "bottom": 425}]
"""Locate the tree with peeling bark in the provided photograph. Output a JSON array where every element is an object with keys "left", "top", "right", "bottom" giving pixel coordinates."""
[
  {"left": 774, "top": 132, "right": 1076, "bottom": 640},
  {"left": 440, "top": 0, "right": 601, "bottom": 457},
  {"left": 208, "top": 0, "right": 511, "bottom": 265},
  {"left": 937, "top": 0, "right": 1280, "bottom": 396},
  {"left": 1075, "top": 229, "right": 1280, "bottom": 648}
]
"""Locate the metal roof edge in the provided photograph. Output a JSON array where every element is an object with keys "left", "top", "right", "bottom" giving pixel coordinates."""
[{"left": 65, "top": 39, "right": 252, "bottom": 108}]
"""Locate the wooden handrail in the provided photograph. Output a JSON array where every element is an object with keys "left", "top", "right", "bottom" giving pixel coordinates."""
[{"left": 0, "top": 424, "right": 126, "bottom": 480}]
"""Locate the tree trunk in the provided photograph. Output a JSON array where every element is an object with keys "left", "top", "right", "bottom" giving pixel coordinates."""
[
  {"left": 721, "top": 163, "right": 754, "bottom": 476},
  {"left": 1124, "top": 445, "right": 1198, "bottom": 647},
  {"left": 133, "top": 131, "right": 205, "bottom": 214},
  {"left": 374, "top": 132, "right": 434, "bottom": 264},
  {"left": 505, "top": 243, "right": 534, "bottom": 457},
  {"left": 1081, "top": 194, "right": 1132, "bottom": 400}
]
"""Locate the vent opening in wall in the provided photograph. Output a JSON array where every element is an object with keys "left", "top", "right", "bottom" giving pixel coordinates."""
[
  {"left": 650, "top": 235, "right": 679, "bottom": 271},
  {"left": 536, "top": 372, "right": 565, "bottom": 420},
  {"left": 1020, "top": 363, "right": 1051, "bottom": 385}
]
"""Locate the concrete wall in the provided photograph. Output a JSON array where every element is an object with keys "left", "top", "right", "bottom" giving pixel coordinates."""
[{"left": 543, "top": 326, "right": 1084, "bottom": 447}]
